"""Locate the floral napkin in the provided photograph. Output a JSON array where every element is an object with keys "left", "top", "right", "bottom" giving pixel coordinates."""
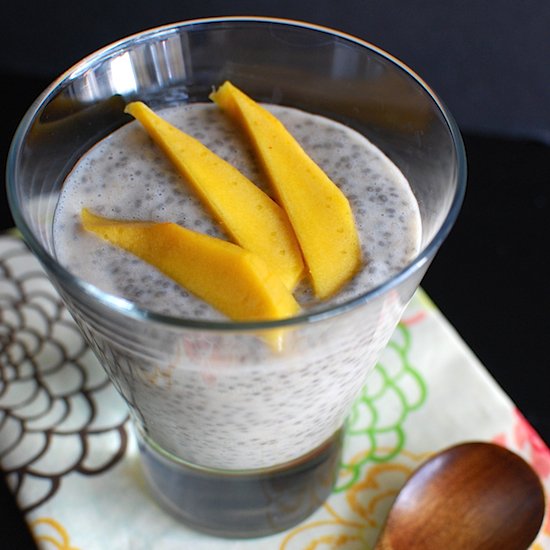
[{"left": 1, "top": 234, "right": 548, "bottom": 549}]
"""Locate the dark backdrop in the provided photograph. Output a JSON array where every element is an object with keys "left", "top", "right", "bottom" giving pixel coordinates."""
[
  {"left": 1, "top": 3, "right": 549, "bottom": 546},
  {"left": 3, "top": 0, "right": 550, "bottom": 141}
]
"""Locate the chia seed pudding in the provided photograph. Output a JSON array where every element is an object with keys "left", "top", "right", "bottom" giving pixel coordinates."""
[{"left": 53, "top": 103, "right": 421, "bottom": 471}]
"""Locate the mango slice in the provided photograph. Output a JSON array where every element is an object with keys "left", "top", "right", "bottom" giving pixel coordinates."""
[
  {"left": 210, "top": 81, "right": 362, "bottom": 299},
  {"left": 124, "top": 101, "right": 304, "bottom": 291},
  {"left": 81, "top": 208, "right": 300, "bottom": 322}
]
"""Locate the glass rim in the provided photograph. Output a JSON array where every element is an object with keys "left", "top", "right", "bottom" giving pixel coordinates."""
[{"left": 6, "top": 15, "right": 467, "bottom": 332}]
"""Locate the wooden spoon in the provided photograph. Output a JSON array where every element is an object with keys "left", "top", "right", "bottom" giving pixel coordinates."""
[{"left": 375, "top": 441, "right": 546, "bottom": 550}]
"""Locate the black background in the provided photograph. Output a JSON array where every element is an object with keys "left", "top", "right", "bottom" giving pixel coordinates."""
[{"left": 1, "top": 2, "right": 549, "bottom": 547}]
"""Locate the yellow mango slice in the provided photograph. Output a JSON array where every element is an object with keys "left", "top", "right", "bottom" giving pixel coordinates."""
[
  {"left": 210, "top": 81, "right": 362, "bottom": 300},
  {"left": 81, "top": 208, "right": 300, "bottom": 322},
  {"left": 124, "top": 101, "right": 304, "bottom": 291}
]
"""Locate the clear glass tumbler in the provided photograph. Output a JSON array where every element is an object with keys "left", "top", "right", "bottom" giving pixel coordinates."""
[{"left": 7, "top": 17, "right": 466, "bottom": 538}]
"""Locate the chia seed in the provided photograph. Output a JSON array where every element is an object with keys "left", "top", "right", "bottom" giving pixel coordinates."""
[{"left": 52, "top": 102, "right": 421, "bottom": 470}]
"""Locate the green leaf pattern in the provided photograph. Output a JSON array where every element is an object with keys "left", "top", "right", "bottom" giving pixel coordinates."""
[{"left": 336, "top": 322, "right": 427, "bottom": 491}]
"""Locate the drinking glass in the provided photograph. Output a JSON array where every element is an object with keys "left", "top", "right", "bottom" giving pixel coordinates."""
[{"left": 7, "top": 17, "right": 466, "bottom": 538}]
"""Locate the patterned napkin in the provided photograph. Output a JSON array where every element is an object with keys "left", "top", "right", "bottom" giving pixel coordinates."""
[{"left": 1, "top": 234, "right": 548, "bottom": 549}]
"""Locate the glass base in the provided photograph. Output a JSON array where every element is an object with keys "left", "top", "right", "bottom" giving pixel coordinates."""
[{"left": 138, "top": 430, "right": 343, "bottom": 538}]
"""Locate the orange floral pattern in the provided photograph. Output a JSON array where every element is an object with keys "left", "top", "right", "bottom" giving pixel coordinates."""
[
  {"left": 31, "top": 518, "right": 79, "bottom": 550},
  {"left": 280, "top": 449, "right": 430, "bottom": 549}
]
